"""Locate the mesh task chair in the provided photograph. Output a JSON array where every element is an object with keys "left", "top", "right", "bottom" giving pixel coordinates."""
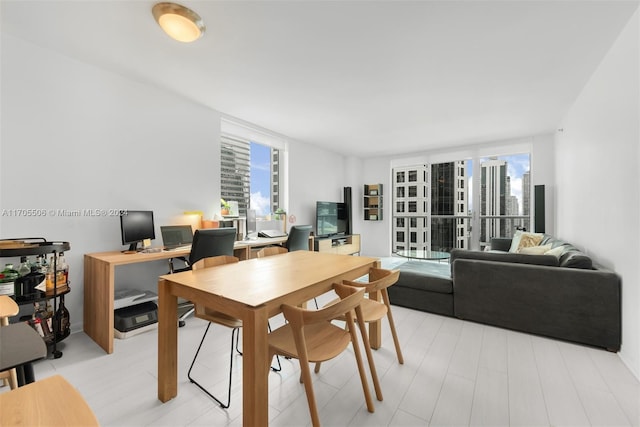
[
  {"left": 268, "top": 283, "right": 383, "bottom": 427},
  {"left": 169, "top": 228, "right": 237, "bottom": 327},
  {"left": 285, "top": 225, "right": 312, "bottom": 251},
  {"left": 187, "top": 255, "right": 282, "bottom": 408}
]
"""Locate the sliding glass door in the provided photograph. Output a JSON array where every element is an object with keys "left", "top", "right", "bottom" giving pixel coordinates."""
[{"left": 392, "top": 152, "right": 530, "bottom": 253}]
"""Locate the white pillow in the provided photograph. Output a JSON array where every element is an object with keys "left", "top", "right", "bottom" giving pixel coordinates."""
[
  {"left": 518, "top": 244, "right": 552, "bottom": 255},
  {"left": 509, "top": 230, "right": 524, "bottom": 253},
  {"left": 544, "top": 245, "right": 565, "bottom": 258}
]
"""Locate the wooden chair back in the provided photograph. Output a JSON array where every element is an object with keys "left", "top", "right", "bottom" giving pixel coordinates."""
[
  {"left": 342, "top": 268, "right": 400, "bottom": 293},
  {"left": 191, "top": 255, "right": 239, "bottom": 270},
  {"left": 0, "top": 296, "right": 19, "bottom": 389},
  {"left": 256, "top": 246, "right": 288, "bottom": 258}
]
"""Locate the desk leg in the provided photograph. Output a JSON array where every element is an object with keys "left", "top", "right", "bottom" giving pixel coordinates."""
[
  {"left": 242, "top": 307, "right": 269, "bottom": 426},
  {"left": 158, "top": 278, "right": 178, "bottom": 402},
  {"left": 83, "top": 257, "right": 115, "bottom": 354}
]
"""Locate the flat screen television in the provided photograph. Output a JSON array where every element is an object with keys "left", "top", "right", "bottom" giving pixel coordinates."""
[
  {"left": 315, "top": 201, "right": 348, "bottom": 237},
  {"left": 120, "top": 210, "right": 155, "bottom": 252}
]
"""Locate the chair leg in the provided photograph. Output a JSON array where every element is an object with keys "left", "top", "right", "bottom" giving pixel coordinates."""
[
  {"left": 187, "top": 323, "right": 236, "bottom": 409},
  {"left": 298, "top": 359, "right": 321, "bottom": 427},
  {"left": 346, "top": 312, "right": 376, "bottom": 413},
  {"left": 382, "top": 291, "right": 404, "bottom": 364}
]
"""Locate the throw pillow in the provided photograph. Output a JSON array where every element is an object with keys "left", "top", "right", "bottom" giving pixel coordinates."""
[
  {"left": 544, "top": 245, "right": 565, "bottom": 258},
  {"left": 510, "top": 231, "right": 546, "bottom": 253},
  {"left": 509, "top": 230, "right": 523, "bottom": 253},
  {"left": 518, "top": 244, "right": 552, "bottom": 255},
  {"left": 516, "top": 232, "right": 544, "bottom": 251}
]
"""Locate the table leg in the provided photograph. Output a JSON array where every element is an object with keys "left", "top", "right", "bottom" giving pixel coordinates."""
[
  {"left": 242, "top": 307, "right": 269, "bottom": 426},
  {"left": 158, "top": 278, "right": 178, "bottom": 402}
]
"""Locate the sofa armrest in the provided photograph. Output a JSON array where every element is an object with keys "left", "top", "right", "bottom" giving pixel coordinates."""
[{"left": 452, "top": 259, "right": 621, "bottom": 350}]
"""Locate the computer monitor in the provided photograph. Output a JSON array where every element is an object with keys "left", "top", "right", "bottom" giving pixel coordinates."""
[
  {"left": 120, "top": 210, "right": 155, "bottom": 252},
  {"left": 247, "top": 209, "right": 257, "bottom": 237}
]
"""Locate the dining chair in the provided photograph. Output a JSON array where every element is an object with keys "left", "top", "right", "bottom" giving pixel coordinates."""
[
  {"left": 170, "top": 228, "right": 237, "bottom": 327},
  {"left": 187, "top": 255, "right": 281, "bottom": 409},
  {"left": 268, "top": 283, "right": 383, "bottom": 427},
  {"left": 0, "top": 374, "right": 99, "bottom": 426},
  {"left": 256, "top": 246, "right": 288, "bottom": 258},
  {"left": 0, "top": 295, "right": 19, "bottom": 389},
  {"left": 317, "top": 268, "right": 403, "bottom": 373}
]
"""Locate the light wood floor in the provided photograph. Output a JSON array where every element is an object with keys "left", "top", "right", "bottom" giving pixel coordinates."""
[{"left": 3, "top": 292, "right": 638, "bottom": 427}]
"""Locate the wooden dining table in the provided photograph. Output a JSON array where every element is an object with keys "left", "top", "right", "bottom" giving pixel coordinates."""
[{"left": 157, "top": 250, "right": 381, "bottom": 426}]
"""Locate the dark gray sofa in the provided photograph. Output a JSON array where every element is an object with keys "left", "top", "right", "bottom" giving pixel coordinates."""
[{"left": 388, "top": 235, "right": 621, "bottom": 351}]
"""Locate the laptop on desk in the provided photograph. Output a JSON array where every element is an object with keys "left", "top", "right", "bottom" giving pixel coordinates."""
[
  {"left": 258, "top": 229, "right": 288, "bottom": 238},
  {"left": 160, "top": 225, "right": 193, "bottom": 251}
]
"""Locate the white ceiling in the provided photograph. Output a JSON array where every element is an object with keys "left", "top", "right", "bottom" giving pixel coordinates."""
[{"left": 2, "top": 0, "right": 638, "bottom": 157}]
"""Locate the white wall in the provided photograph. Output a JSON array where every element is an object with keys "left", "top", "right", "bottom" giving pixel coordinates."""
[
  {"left": 0, "top": 34, "right": 346, "bottom": 333},
  {"left": 287, "top": 141, "right": 345, "bottom": 230},
  {"left": 556, "top": 10, "right": 640, "bottom": 378}
]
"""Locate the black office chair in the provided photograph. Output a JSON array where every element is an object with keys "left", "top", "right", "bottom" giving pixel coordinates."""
[
  {"left": 285, "top": 225, "right": 312, "bottom": 251},
  {"left": 284, "top": 225, "right": 318, "bottom": 308},
  {"left": 170, "top": 228, "right": 237, "bottom": 327}
]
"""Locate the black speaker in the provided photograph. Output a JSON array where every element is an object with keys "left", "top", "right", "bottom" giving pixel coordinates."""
[
  {"left": 534, "top": 185, "right": 545, "bottom": 233},
  {"left": 343, "top": 186, "right": 353, "bottom": 235}
]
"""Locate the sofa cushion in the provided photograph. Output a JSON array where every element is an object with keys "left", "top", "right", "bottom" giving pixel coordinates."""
[
  {"left": 560, "top": 250, "right": 593, "bottom": 269},
  {"left": 450, "top": 248, "right": 559, "bottom": 268},
  {"left": 396, "top": 261, "right": 453, "bottom": 294},
  {"left": 540, "top": 235, "right": 593, "bottom": 269}
]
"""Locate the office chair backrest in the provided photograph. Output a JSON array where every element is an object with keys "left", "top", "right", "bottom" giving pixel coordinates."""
[
  {"left": 285, "top": 225, "right": 312, "bottom": 252},
  {"left": 189, "top": 228, "right": 236, "bottom": 266}
]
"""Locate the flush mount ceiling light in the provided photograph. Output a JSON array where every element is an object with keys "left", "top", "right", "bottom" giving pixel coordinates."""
[{"left": 152, "top": 2, "right": 205, "bottom": 43}]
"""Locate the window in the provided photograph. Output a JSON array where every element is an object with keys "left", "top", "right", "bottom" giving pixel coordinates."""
[
  {"left": 220, "top": 132, "right": 283, "bottom": 218},
  {"left": 392, "top": 153, "right": 530, "bottom": 252}
]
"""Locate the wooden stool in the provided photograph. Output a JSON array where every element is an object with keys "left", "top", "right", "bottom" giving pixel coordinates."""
[
  {"left": 0, "top": 295, "right": 19, "bottom": 390},
  {"left": 0, "top": 374, "right": 99, "bottom": 426}
]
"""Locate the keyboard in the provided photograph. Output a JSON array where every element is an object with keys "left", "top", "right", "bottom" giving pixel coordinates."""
[
  {"left": 164, "top": 245, "right": 192, "bottom": 252},
  {"left": 258, "top": 230, "right": 288, "bottom": 238}
]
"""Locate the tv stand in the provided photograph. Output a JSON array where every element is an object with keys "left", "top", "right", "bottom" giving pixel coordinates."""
[{"left": 314, "top": 234, "right": 360, "bottom": 255}]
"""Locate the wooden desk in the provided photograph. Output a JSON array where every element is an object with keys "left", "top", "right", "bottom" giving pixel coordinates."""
[
  {"left": 0, "top": 375, "right": 99, "bottom": 426},
  {"left": 83, "top": 236, "right": 313, "bottom": 354},
  {"left": 157, "top": 251, "right": 380, "bottom": 426}
]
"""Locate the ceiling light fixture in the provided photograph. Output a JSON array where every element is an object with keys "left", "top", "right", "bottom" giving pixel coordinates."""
[{"left": 152, "top": 2, "right": 205, "bottom": 43}]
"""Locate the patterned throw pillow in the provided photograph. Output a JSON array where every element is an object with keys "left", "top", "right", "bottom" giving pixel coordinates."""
[
  {"left": 518, "top": 243, "right": 552, "bottom": 255},
  {"left": 509, "top": 231, "right": 544, "bottom": 252}
]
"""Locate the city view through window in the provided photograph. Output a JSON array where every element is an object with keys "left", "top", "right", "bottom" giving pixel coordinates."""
[
  {"left": 393, "top": 153, "right": 530, "bottom": 252},
  {"left": 221, "top": 138, "right": 280, "bottom": 218}
]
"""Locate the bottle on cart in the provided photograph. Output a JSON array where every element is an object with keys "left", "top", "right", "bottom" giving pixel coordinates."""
[
  {"left": 38, "top": 255, "right": 47, "bottom": 274},
  {"left": 46, "top": 256, "right": 56, "bottom": 291},
  {"left": 0, "top": 263, "right": 19, "bottom": 297},
  {"left": 57, "top": 252, "right": 69, "bottom": 286},
  {"left": 18, "top": 256, "right": 31, "bottom": 277},
  {"left": 55, "top": 295, "right": 70, "bottom": 340},
  {"left": 33, "top": 301, "right": 54, "bottom": 342}
]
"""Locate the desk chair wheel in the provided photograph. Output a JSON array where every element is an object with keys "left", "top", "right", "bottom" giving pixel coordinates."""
[{"left": 179, "top": 320, "right": 186, "bottom": 328}]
